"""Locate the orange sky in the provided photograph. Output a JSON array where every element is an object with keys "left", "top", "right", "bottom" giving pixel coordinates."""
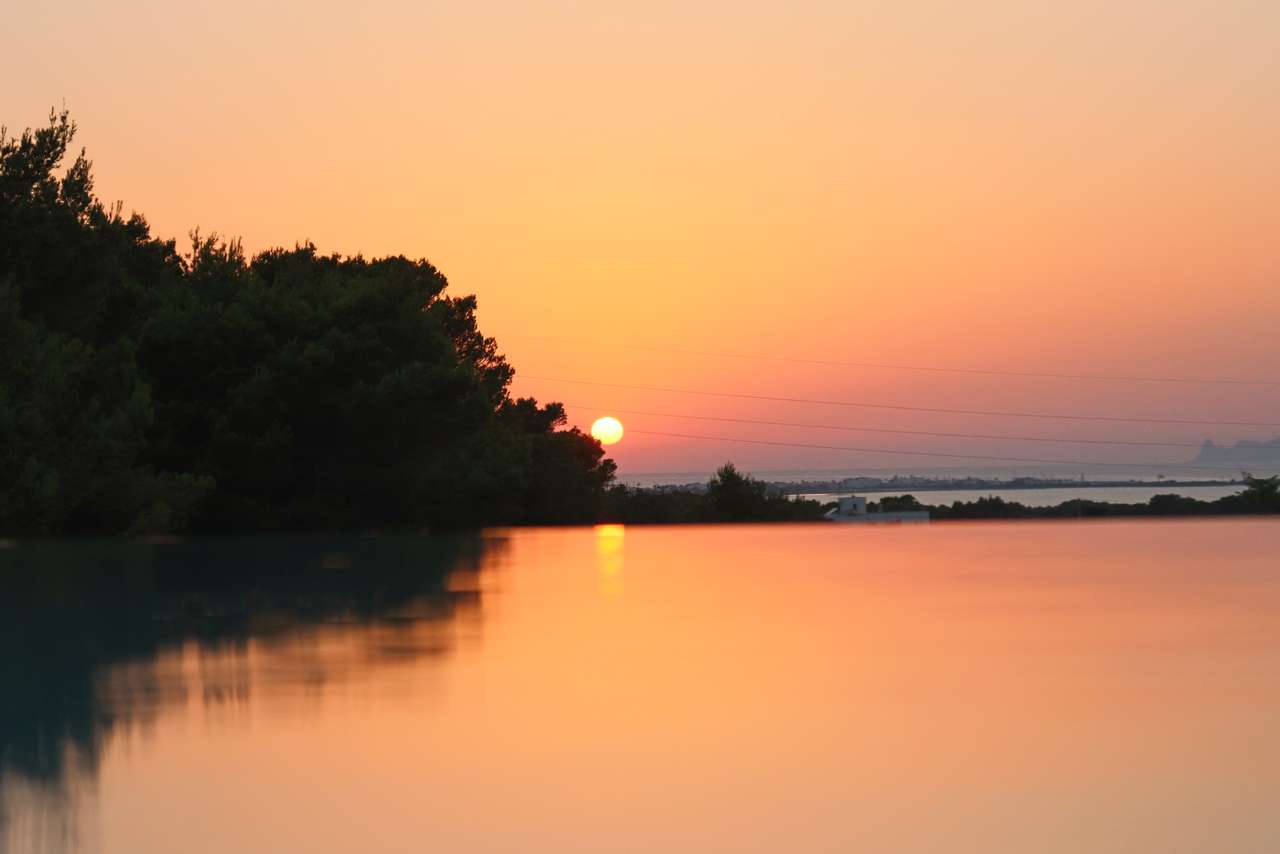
[{"left": 7, "top": 0, "right": 1278, "bottom": 474}]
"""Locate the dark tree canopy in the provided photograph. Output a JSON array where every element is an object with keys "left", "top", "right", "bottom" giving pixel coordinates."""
[
  {"left": 0, "top": 110, "right": 615, "bottom": 535},
  {"left": 602, "top": 462, "right": 828, "bottom": 524}
]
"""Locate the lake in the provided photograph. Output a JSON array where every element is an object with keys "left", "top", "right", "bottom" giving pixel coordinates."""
[{"left": 4, "top": 521, "right": 1280, "bottom": 853}]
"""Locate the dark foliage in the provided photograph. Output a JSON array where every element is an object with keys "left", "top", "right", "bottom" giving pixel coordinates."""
[
  {"left": 871, "top": 494, "right": 927, "bottom": 513},
  {"left": 0, "top": 111, "right": 614, "bottom": 535},
  {"left": 604, "top": 463, "right": 828, "bottom": 523}
]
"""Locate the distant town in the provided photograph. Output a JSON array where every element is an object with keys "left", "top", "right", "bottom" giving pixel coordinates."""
[
  {"left": 641, "top": 474, "right": 1244, "bottom": 498},
  {"left": 626, "top": 435, "right": 1280, "bottom": 497}
]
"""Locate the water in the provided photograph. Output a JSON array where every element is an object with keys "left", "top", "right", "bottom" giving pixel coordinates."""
[{"left": 4, "top": 522, "right": 1280, "bottom": 853}]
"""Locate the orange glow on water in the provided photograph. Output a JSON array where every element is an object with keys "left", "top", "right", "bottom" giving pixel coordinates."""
[{"left": 22, "top": 521, "right": 1279, "bottom": 853}]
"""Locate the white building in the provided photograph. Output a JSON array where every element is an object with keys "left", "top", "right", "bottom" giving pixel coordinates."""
[{"left": 825, "top": 495, "right": 929, "bottom": 524}]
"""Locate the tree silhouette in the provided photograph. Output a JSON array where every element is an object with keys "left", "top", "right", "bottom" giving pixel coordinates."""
[
  {"left": 1240, "top": 472, "right": 1280, "bottom": 510},
  {"left": 0, "top": 110, "right": 614, "bottom": 535}
]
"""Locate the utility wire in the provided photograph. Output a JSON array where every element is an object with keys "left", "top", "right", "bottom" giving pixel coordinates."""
[
  {"left": 560, "top": 403, "right": 1205, "bottom": 448},
  {"left": 508, "top": 335, "right": 1280, "bottom": 387},
  {"left": 524, "top": 376, "right": 1280, "bottom": 428},
  {"left": 628, "top": 430, "right": 1256, "bottom": 472}
]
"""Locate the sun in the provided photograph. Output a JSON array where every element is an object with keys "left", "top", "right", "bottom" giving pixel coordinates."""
[{"left": 590, "top": 416, "right": 624, "bottom": 445}]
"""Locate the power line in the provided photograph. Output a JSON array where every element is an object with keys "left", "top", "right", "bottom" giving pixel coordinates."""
[
  {"left": 508, "top": 335, "right": 1280, "bottom": 387},
  {"left": 628, "top": 430, "right": 1255, "bottom": 472},
  {"left": 524, "top": 375, "right": 1280, "bottom": 428},
  {"left": 561, "top": 403, "right": 1205, "bottom": 448}
]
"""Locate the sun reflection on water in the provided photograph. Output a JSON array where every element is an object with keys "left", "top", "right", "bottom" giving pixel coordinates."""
[{"left": 594, "top": 524, "right": 625, "bottom": 596}]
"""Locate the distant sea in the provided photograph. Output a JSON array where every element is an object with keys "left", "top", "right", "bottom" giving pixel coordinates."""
[
  {"left": 617, "top": 464, "right": 1280, "bottom": 505},
  {"left": 797, "top": 484, "right": 1244, "bottom": 507}
]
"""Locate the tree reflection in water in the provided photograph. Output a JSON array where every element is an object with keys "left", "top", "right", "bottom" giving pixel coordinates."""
[{"left": 0, "top": 534, "right": 504, "bottom": 851}]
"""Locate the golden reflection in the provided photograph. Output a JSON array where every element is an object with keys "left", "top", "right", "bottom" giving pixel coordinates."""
[
  {"left": 594, "top": 524, "right": 625, "bottom": 596},
  {"left": 11, "top": 523, "right": 1280, "bottom": 853}
]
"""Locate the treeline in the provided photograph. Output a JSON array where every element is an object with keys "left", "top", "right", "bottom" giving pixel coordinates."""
[
  {"left": 871, "top": 476, "right": 1280, "bottom": 520},
  {"left": 603, "top": 464, "right": 829, "bottom": 523},
  {"left": 1, "top": 111, "right": 614, "bottom": 535}
]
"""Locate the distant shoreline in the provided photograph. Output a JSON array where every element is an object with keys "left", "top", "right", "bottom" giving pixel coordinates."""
[
  {"left": 782, "top": 478, "right": 1243, "bottom": 496},
  {"left": 629, "top": 476, "right": 1246, "bottom": 497}
]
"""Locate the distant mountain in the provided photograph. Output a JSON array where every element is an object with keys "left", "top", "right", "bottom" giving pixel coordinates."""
[{"left": 1194, "top": 437, "right": 1280, "bottom": 463}]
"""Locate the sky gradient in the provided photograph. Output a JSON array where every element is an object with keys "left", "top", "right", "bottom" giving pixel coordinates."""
[{"left": 7, "top": 0, "right": 1278, "bottom": 473}]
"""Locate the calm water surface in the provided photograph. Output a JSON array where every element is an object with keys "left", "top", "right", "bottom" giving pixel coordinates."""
[{"left": 3, "top": 521, "right": 1279, "bottom": 853}]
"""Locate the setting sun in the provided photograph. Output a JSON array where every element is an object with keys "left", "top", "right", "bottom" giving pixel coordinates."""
[{"left": 590, "top": 416, "right": 624, "bottom": 446}]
